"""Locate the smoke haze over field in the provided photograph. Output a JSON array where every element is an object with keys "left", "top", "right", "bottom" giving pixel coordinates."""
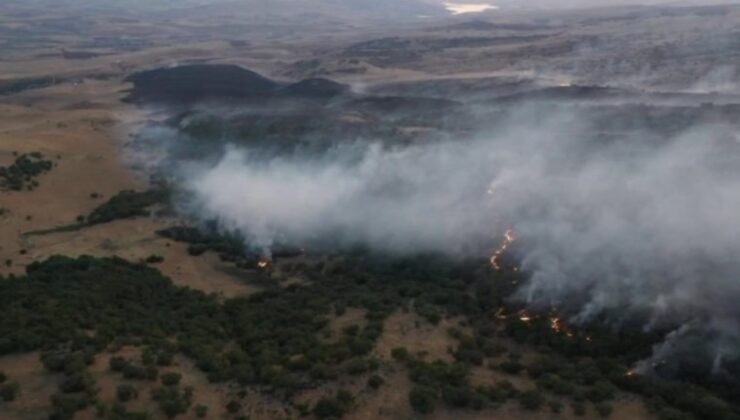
[
  {"left": 10, "top": 0, "right": 740, "bottom": 17},
  {"left": 184, "top": 107, "right": 740, "bottom": 372}
]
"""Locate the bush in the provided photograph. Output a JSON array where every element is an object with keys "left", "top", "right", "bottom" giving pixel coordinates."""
[
  {"left": 482, "top": 343, "right": 508, "bottom": 358},
  {"left": 117, "top": 384, "right": 139, "bottom": 402},
  {"left": 549, "top": 400, "right": 564, "bottom": 413},
  {"left": 500, "top": 360, "right": 525, "bottom": 375},
  {"left": 51, "top": 392, "right": 93, "bottom": 419},
  {"left": 442, "top": 386, "right": 474, "bottom": 408},
  {"left": 314, "top": 397, "right": 344, "bottom": 419},
  {"left": 495, "top": 380, "right": 520, "bottom": 399},
  {"left": 343, "top": 325, "right": 360, "bottom": 336},
  {"left": 156, "top": 352, "right": 174, "bottom": 367},
  {"left": 346, "top": 358, "right": 368, "bottom": 375},
  {"left": 658, "top": 407, "right": 693, "bottom": 420},
  {"left": 409, "top": 386, "right": 436, "bottom": 414},
  {"left": 161, "top": 372, "right": 182, "bottom": 387},
  {"left": 95, "top": 401, "right": 108, "bottom": 417},
  {"left": 0, "top": 381, "right": 20, "bottom": 401},
  {"left": 572, "top": 401, "right": 587, "bottom": 416},
  {"left": 187, "top": 244, "right": 207, "bottom": 256},
  {"left": 314, "top": 390, "right": 354, "bottom": 419},
  {"left": 519, "top": 390, "right": 545, "bottom": 411},
  {"left": 194, "top": 404, "right": 208, "bottom": 418},
  {"left": 226, "top": 400, "right": 242, "bottom": 414},
  {"left": 368, "top": 375, "right": 384, "bottom": 389},
  {"left": 152, "top": 386, "right": 193, "bottom": 418},
  {"left": 586, "top": 381, "right": 615, "bottom": 403},
  {"left": 123, "top": 363, "right": 157, "bottom": 381},
  {"left": 41, "top": 350, "right": 91, "bottom": 374},
  {"left": 391, "top": 347, "right": 409, "bottom": 361},
  {"left": 476, "top": 381, "right": 517, "bottom": 404},
  {"left": 110, "top": 356, "right": 128, "bottom": 372},
  {"left": 408, "top": 359, "right": 468, "bottom": 390},
  {"left": 0, "top": 153, "right": 53, "bottom": 191},
  {"left": 552, "top": 379, "right": 575, "bottom": 396},
  {"left": 60, "top": 373, "right": 94, "bottom": 394},
  {"left": 86, "top": 189, "right": 168, "bottom": 225},
  {"left": 145, "top": 255, "right": 164, "bottom": 264},
  {"left": 595, "top": 402, "right": 613, "bottom": 418}
]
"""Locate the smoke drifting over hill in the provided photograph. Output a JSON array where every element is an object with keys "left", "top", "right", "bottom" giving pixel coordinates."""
[{"left": 182, "top": 105, "right": 740, "bottom": 373}]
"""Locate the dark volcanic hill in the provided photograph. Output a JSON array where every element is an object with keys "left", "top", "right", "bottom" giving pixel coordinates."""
[
  {"left": 279, "top": 78, "right": 350, "bottom": 99},
  {"left": 126, "top": 64, "right": 279, "bottom": 103},
  {"left": 125, "top": 64, "right": 279, "bottom": 103},
  {"left": 125, "top": 64, "right": 350, "bottom": 104}
]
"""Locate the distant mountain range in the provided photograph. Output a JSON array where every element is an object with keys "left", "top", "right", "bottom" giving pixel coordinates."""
[{"left": 3, "top": 0, "right": 449, "bottom": 21}]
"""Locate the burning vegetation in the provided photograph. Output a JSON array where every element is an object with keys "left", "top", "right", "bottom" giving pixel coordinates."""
[
  {"left": 490, "top": 229, "right": 516, "bottom": 271},
  {"left": 257, "top": 259, "right": 271, "bottom": 269}
]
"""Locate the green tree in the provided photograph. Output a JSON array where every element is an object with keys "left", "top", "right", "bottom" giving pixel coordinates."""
[
  {"left": 0, "top": 381, "right": 20, "bottom": 401},
  {"left": 194, "top": 404, "right": 208, "bottom": 418},
  {"left": 117, "top": 384, "right": 139, "bottom": 402},
  {"left": 391, "top": 347, "right": 409, "bottom": 361},
  {"left": 368, "top": 375, "right": 384, "bottom": 390},
  {"left": 161, "top": 372, "right": 182, "bottom": 387},
  {"left": 519, "top": 390, "right": 545, "bottom": 411},
  {"left": 409, "top": 386, "right": 436, "bottom": 414}
]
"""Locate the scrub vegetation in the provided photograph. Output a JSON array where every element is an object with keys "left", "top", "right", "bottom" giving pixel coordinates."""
[{"left": 0, "top": 253, "right": 737, "bottom": 419}]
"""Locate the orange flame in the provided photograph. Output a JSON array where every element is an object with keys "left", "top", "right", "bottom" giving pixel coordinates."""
[
  {"left": 491, "top": 229, "right": 516, "bottom": 270},
  {"left": 550, "top": 317, "right": 562, "bottom": 333},
  {"left": 518, "top": 311, "right": 533, "bottom": 323},
  {"left": 257, "top": 260, "right": 270, "bottom": 269}
]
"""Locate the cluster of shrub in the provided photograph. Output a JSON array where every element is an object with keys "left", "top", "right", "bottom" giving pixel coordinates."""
[
  {"left": 156, "top": 224, "right": 250, "bottom": 262},
  {"left": 0, "top": 152, "right": 53, "bottom": 191},
  {"left": 83, "top": 189, "right": 170, "bottom": 225},
  {"left": 0, "top": 370, "right": 20, "bottom": 402},
  {"left": 39, "top": 346, "right": 100, "bottom": 419},
  {"left": 109, "top": 351, "right": 204, "bottom": 419},
  {"left": 0, "top": 255, "right": 385, "bottom": 416},
  {"left": 26, "top": 188, "right": 170, "bottom": 236},
  {"left": 157, "top": 222, "right": 301, "bottom": 268},
  {"left": 0, "top": 252, "right": 738, "bottom": 419}
]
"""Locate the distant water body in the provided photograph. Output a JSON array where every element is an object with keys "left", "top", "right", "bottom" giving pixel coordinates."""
[{"left": 444, "top": 2, "right": 499, "bottom": 14}]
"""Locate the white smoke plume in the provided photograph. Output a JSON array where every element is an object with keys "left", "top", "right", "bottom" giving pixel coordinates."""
[{"left": 183, "top": 106, "right": 740, "bottom": 369}]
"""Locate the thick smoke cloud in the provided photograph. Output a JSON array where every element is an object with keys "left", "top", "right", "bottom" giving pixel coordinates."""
[
  {"left": 183, "top": 106, "right": 740, "bottom": 371},
  {"left": 187, "top": 138, "right": 504, "bottom": 255}
]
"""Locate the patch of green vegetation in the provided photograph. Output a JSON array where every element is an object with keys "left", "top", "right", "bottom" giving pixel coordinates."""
[
  {"left": 151, "top": 385, "right": 193, "bottom": 418},
  {"left": 25, "top": 189, "right": 169, "bottom": 236},
  {"left": 116, "top": 384, "right": 139, "bottom": 402},
  {"left": 157, "top": 222, "right": 301, "bottom": 267},
  {"left": 0, "top": 253, "right": 737, "bottom": 420},
  {"left": 85, "top": 189, "right": 169, "bottom": 225},
  {"left": 367, "top": 374, "right": 384, "bottom": 389},
  {"left": 160, "top": 372, "right": 181, "bottom": 387},
  {"left": 313, "top": 390, "right": 354, "bottom": 419},
  {"left": 0, "top": 381, "right": 20, "bottom": 402},
  {"left": 157, "top": 224, "right": 251, "bottom": 263},
  {"left": 0, "top": 77, "right": 58, "bottom": 96},
  {"left": 0, "top": 152, "right": 53, "bottom": 191},
  {"left": 194, "top": 404, "right": 208, "bottom": 418}
]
